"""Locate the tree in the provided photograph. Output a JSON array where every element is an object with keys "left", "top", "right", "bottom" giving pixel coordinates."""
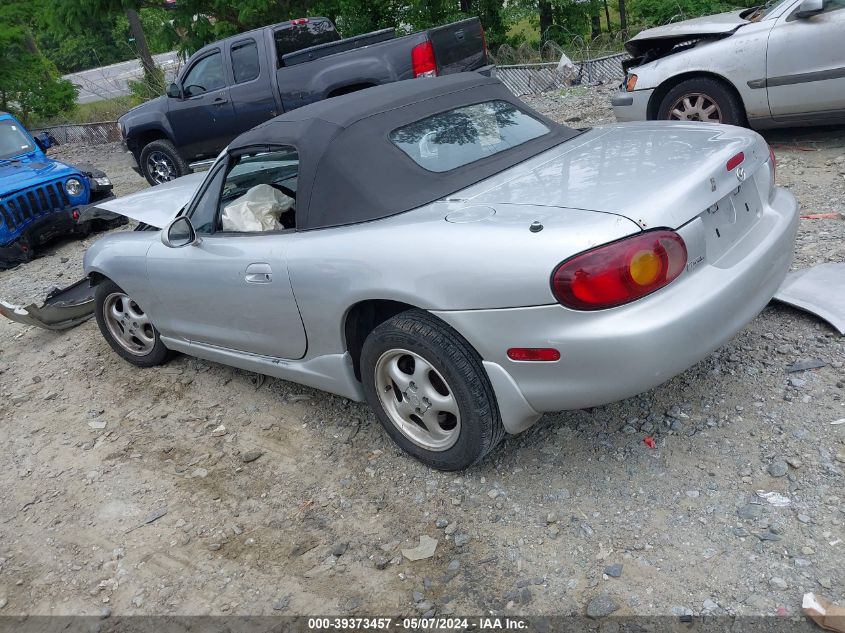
[
  {"left": 0, "top": 0, "right": 77, "bottom": 124},
  {"left": 54, "top": 0, "right": 164, "bottom": 94},
  {"left": 627, "top": 0, "right": 737, "bottom": 25},
  {"left": 539, "top": 0, "right": 554, "bottom": 41},
  {"left": 618, "top": 0, "right": 628, "bottom": 35}
]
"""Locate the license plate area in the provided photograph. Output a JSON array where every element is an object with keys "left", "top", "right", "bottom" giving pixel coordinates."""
[{"left": 700, "top": 179, "right": 762, "bottom": 262}]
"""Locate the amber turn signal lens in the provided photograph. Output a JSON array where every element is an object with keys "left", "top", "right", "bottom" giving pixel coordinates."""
[
  {"left": 626, "top": 74, "right": 638, "bottom": 92},
  {"left": 629, "top": 249, "right": 661, "bottom": 286}
]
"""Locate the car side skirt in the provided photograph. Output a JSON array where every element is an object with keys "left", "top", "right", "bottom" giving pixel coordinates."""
[{"left": 160, "top": 337, "right": 366, "bottom": 402}]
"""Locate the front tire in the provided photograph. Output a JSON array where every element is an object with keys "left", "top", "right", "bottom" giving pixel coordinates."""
[
  {"left": 139, "top": 139, "right": 190, "bottom": 186},
  {"left": 360, "top": 310, "right": 504, "bottom": 471},
  {"left": 94, "top": 279, "right": 171, "bottom": 367},
  {"left": 657, "top": 77, "right": 746, "bottom": 126}
]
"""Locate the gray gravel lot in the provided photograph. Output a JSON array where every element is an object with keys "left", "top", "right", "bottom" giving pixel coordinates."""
[{"left": 0, "top": 86, "right": 843, "bottom": 621}]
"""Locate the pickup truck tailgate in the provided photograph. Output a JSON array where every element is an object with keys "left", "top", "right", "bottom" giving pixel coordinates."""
[{"left": 429, "top": 17, "right": 487, "bottom": 74}]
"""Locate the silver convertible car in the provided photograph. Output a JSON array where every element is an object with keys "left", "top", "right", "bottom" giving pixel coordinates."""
[
  {"left": 612, "top": 0, "right": 845, "bottom": 128},
  {"left": 85, "top": 73, "right": 798, "bottom": 470}
]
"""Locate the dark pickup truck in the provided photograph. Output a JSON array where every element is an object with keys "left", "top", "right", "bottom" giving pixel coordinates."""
[{"left": 120, "top": 16, "right": 490, "bottom": 185}]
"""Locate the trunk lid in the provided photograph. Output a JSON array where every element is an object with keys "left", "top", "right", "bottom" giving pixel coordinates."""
[
  {"left": 428, "top": 17, "right": 487, "bottom": 74},
  {"left": 459, "top": 122, "right": 771, "bottom": 233}
]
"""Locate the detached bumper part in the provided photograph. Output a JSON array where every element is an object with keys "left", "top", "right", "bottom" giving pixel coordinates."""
[
  {"left": 0, "top": 278, "right": 94, "bottom": 330},
  {"left": 774, "top": 263, "right": 845, "bottom": 335}
]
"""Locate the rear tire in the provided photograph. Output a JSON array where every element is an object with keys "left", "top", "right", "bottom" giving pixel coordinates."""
[
  {"left": 360, "top": 309, "right": 505, "bottom": 471},
  {"left": 657, "top": 77, "right": 746, "bottom": 126},
  {"left": 139, "top": 139, "right": 190, "bottom": 186},
  {"left": 94, "top": 279, "right": 171, "bottom": 367}
]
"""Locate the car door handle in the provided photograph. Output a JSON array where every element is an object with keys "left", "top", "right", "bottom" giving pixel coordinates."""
[
  {"left": 245, "top": 263, "right": 272, "bottom": 283},
  {"left": 213, "top": 97, "right": 229, "bottom": 105}
]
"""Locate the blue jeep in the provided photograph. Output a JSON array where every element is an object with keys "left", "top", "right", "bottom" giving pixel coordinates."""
[{"left": 0, "top": 112, "right": 122, "bottom": 269}]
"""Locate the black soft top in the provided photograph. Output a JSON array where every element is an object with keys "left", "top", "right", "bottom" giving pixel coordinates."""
[{"left": 229, "top": 73, "right": 580, "bottom": 231}]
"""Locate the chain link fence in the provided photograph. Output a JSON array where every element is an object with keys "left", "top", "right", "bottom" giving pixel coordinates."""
[
  {"left": 30, "top": 121, "right": 122, "bottom": 145},
  {"left": 492, "top": 52, "right": 629, "bottom": 96},
  {"left": 488, "top": 32, "right": 631, "bottom": 96}
]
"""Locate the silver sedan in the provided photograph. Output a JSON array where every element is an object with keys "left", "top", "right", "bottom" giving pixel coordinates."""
[
  {"left": 85, "top": 74, "right": 799, "bottom": 470},
  {"left": 612, "top": 0, "right": 845, "bottom": 128}
]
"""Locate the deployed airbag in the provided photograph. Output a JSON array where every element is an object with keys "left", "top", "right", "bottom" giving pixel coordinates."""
[{"left": 221, "top": 184, "right": 293, "bottom": 232}]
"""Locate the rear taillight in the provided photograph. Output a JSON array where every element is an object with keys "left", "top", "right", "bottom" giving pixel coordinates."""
[
  {"left": 412, "top": 41, "right": 437, "bottom": 78},
  {"left": 480, "top": 26, "right": 488, "bottom": 59},
  {"left": 552, "top": 230, "right": 687, "bottom": 310}
]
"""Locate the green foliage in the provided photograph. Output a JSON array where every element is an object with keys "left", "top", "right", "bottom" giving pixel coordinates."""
[
  {"left": 30, "top": 95, "right": 141, "bottom": 128},
  {"left": 112, "top": 7, "right": 179, "bottom": 56},
  {"left": 627, "top": 0, "right": 740, "bottom": 25},
  {"left": 0, "top": 0, "right": 78, "bottom": 125},
  {"left": 128, "top": 65, "right": 166, "bottom": 100}
]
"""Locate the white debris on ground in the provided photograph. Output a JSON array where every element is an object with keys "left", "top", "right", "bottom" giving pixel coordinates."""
[{"left": 0, "top": 86, "right": 844, "bottom": 619}]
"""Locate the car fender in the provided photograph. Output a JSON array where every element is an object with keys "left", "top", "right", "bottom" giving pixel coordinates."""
[
  {"left": 84, "top": 232, "right": 159, "bottom": 321},
  {"left": 119, "top": 99, "right": 177, "bottom": 156},
  {"left": 628, "top": 21, "right": 773, "bottom": 120}
]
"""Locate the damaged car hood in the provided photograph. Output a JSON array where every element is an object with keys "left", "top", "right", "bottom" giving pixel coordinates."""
[
  {"left": 94, "top": 171, "right": 205, "bottom": 229},
  {"left": 625, "top": 10, "right": 748, "bottom": 56}
]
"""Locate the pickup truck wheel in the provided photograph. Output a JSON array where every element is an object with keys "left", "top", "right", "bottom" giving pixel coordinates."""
[
  {"left": 140, "top": 140, "right": 190, "bottom": 186},
  {"left": 361, "top": 309, "right": 505, "bottom": 471},
  {"left": 95, "top": 279, "right": 171, "bottom": 367},
  {"left": 657, "top": 78, "right": 746, "bottom": 126}
]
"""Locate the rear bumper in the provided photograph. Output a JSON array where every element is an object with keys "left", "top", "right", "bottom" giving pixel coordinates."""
[
  {"left": 612, "top": 87, "right": 653, "bottom": 122},
  {"left": 433, "top": 187, "right": 799, "bottom": 433}
]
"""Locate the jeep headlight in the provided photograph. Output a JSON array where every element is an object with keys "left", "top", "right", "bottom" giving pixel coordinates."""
[
  {"left": 65, "top": 178, "right": 83, "bottom": 197},
  {"left": 94, "top": 176, "right": 111, "bottom": 187}
]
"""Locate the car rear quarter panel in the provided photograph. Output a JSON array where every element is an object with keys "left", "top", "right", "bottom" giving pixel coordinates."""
[
  {"left": 286, "top": 203, "right": 640, "bottom": 358},
  {"left": 632, "top": 21, "right": 773, "bottom": 120},
  {"left": 433, "top": 186, "right": 798, "bottom": 413}
]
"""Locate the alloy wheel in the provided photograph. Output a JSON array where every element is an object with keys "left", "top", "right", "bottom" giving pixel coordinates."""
[
  {"left": 667, "top": 93, "right": 722, "bottom": 123},
  {"left": 374, "top": 349, "right": 461, "bottom": 451},
  {"left": 146, "top": 151, "right": 177, "bottom": 184},
  {"left": 103, "top": 292, "right": 156, "bottom": 356}
]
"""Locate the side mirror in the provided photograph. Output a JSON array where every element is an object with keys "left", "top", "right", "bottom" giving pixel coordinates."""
[
  {"left": 795, "top": 0, "right": 824, "bottom": 18},
  {"left": 34, "top": 132, "right": 53, "bottom": 152},
  {"left": 166, "top": 82, "right": 182, "bottom": 99},
  {"left": 161, "top": 216, "right": 198, "bottom": 248}
]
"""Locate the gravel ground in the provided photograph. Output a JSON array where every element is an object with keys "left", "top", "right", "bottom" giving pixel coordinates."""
[{"left": 1, "top": 86, "right": 844, "bottom": 622}]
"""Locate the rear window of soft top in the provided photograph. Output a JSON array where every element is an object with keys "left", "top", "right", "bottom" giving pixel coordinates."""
[{"left": 389, "top": 100, "right": 550, "bottom": 173}]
